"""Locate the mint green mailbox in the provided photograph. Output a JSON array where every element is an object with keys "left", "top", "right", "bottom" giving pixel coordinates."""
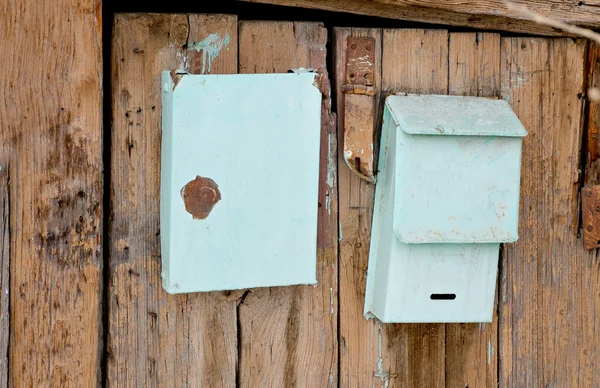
[
  {"left": 160, "top": 72, "right": 322, "bottom": 293},
  {"left": 365, "top": 94, "right": 527, "bottom": 323}
]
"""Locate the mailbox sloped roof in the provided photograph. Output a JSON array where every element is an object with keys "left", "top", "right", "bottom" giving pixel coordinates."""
[{"left": 386, "top": 94, "right": 528, "bottom": 138}]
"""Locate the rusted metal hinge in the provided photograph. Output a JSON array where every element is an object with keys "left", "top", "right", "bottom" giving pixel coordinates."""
[
  {"left": 342, "top": 36, "right": 377, "bottom": 184},
  {"left": 582, "top": 185, "right": 600, "bottom": 249}
]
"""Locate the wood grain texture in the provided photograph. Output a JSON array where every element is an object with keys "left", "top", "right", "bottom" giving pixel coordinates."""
[
  {"left": 109, "top": 14, "right": 238, "bottom": 387},
  {"left": 381, "top": 28, "right": 448, "bottom": 388},
  {"left": 240, "top": 0, "right": 600, "bottom": 36},
  {"left": 446, "top": 32, "right": 500, "bottom": 388},
  {"left": 499, "top": 37, "right": 600, "bottom": 387},
  {"left": 449, "top": 33, "right": 501, "bottom": 98},
  {"left": 0, "top": 164, "right": 8, "bottom": 388},
  {"left": 585, "top": 42, "right": 600, "bottom": 186},
  {"left": 335, "top": 27, "right": 382, "bottom": 388},
  {"left": 0, "top": 1, "right": 103, "bottom": 386},
  {"left": 336, "top": 27, "right": 448, "bottom": 387},
  {"left": 237, "top": 21, "right": 338, "bottom": 388}
]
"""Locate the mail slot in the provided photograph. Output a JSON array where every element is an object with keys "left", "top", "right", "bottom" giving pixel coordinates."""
[{"left": 364, "top": 94, "right": 527, "bottom": 323}]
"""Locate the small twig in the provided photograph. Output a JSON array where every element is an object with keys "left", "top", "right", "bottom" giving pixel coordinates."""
[{"left": 504, "top": 0, "right": 600, "bottom": 45}]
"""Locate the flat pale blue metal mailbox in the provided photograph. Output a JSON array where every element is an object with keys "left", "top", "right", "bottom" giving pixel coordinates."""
[
  {"left": 160, "top": 72, "right": 322, "bottom": 293},
  {"left": 365, "top": 94, "right": 527, "bottom": 323}
]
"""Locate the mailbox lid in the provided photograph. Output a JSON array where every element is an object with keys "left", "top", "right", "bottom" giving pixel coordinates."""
[
  {"left": 386, "top": 94, "right": 528, "bottom": 137},
  {"left": 386, "top": 95, "right": 526, "bottom": 244}
]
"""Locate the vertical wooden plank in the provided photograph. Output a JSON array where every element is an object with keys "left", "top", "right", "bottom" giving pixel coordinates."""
[
  {"left": 0, "top": 164, "right": 8, "bottom": 388},
  {"left": 237, "top": 21, "right": 338, "bottom": 387},
  {"left": 336, "top": 28, "right": 448, "bottom": 388},
  {"left": 335, "top": 27, "right": 383, "bottom": 388},
  {"left": 499, "top": 38, "right": 600, "bottom": 387},
  {"left": 109, "top": 14, "right": 238, "bottom": 388},
  {"left": 449, "top": 33, "right": 500, "bottom": 98},
  {"left": 581, "top": 41, "right": 600, "bottom": 388},
  {"left": 446, "top": 32, "right": 500, "bottom": 388},
  {"left": 382, "top": 28, "right": 448, "bottom": 388},
  {"left": 585, "top": 42, "right": 600, "bottom": 186},
  {"left": 0, "top": 1, "right": 103, "bottom": 386}
]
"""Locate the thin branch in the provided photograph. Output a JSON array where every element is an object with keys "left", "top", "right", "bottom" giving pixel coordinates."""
[{"left": 504, "top": 1, "right": 600, "bottom": 45}]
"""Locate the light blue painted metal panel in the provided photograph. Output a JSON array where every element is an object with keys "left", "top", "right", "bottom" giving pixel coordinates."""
[
  {"left": 160, "top": 72, "right": 322, "bottom": 293},
  {"left": 386, "top": 94, "right": 528, "bottom": 137},
  {"left": 365, "top": 94, "right": 526, "bottom": 323}
]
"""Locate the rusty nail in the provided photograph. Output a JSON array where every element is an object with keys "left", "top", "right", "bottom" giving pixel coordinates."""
[
  {"left": 366, "top": 45, "right": 371, "bottom": 51},
  {"left": 351, "top": 43, "right": 357, "bottom": 50},
  {"left": 588, "top": 225, "right": 594, "bottom": 232}
]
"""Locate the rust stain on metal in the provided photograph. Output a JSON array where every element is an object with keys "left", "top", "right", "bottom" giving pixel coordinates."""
[
  {"left": 582, "top": 185, "right": 600, "bottom": 249},
  {"left": 344, "top": 94, "right": 376, "bottom": 183},
  {"left": 181, "top": 176, "right": 221, "bottom": 220},
  {"left": 342, "top": 37, "right": 377, "bottom": 183},
  {"left": 342, "top": 36, "right": 377, "bottom": 184},
  {"left": 341, "top": 84, "right": 376, "bottom": 96},
  {"left": 345, "top": 37, "right": 375, "bottom": 87}
]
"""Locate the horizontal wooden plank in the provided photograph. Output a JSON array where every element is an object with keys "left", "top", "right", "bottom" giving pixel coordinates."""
[{"left": 240, "top": 0, "right": 600, "bottom": 36}]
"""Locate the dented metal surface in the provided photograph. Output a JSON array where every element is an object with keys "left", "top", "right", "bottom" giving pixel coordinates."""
[
  {"left": 365, "top": 95, "right": 527, "bottom": 323},
  {"left": 582, "top": 185, "right": 600, "bottom": 249},
  {"left": 181, "top": 176, "right": 221, "bottom": 220},
  {"left": 342, "top": 36, "right": 377, "bottom": 183},
  {"left": 160, "top": 72, "right": 322, "bottom": 293}
]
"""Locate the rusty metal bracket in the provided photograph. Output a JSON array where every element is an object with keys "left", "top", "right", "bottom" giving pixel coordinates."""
[
  {"left": 343, "top": 36, "right": 377, "bottom": 184},
  {"left": 582, "top": 185, "right": 600, "bottom": 249}
]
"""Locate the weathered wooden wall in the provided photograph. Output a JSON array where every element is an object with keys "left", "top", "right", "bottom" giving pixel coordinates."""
[
  {"left": 498, "top": 37, "right": 598, "bottom": 387},
  {"left": 1, "top": 3, "right": 600, "bottom": 386},
  {"left": 109, "top": 15, "right": 338, "bottom": 387},
  {"left": 334, "top": 28, "right": 598, "bottom": 387}
]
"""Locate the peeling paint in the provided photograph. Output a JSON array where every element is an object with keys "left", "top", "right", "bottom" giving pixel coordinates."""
[
  {"left": 180, "top": 176, "right": 221, "bottom": 219},
  {"left": 177, "top": 50, "right": 189, "bottom": 73},
  {"left": 188, "top": 33, "right": 230, "bottom": 74},
  {"left": 326, "top": 133, "right": 335, "bottom": 189},
  {"left": 290, "top": 67, "right": 316, "bottom": 73},
  {"left": 329, "top": 286, "right": 334, "bottom": 314},
  {"left": 487, "top": 339, "right": 495, "bottom": 365},
  {"left": 373, "top": 322, "right": 392, "bottom": 387}
]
